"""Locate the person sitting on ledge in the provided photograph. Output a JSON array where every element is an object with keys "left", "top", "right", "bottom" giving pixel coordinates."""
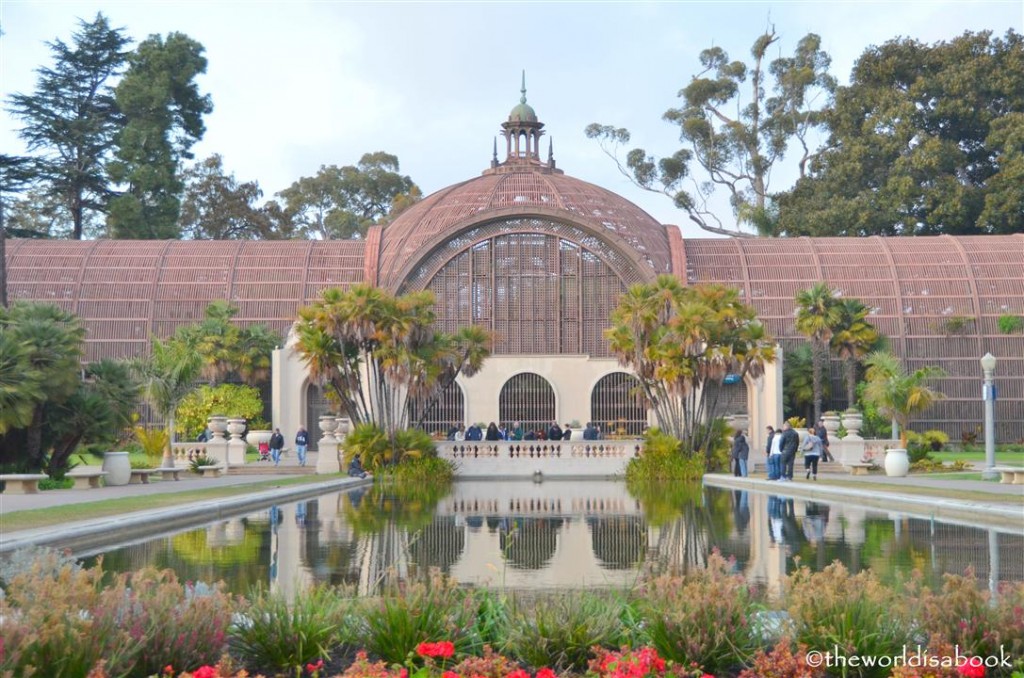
[{"left": 348, "top": 456, "right": 368, "bottom": 479}]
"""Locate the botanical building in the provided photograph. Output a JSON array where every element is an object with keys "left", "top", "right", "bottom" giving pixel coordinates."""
[{"left": 6, "top": 91, "right": 1024, "bottom": 444}]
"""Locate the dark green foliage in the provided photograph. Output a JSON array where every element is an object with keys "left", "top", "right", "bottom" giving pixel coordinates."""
[
  {"left": 278, "top": 152, "right": 420, "bottom": 240},
  {"left": 777, "top": 30, "right": 1024, "bottom": 236},
  {"left": 179, "top": 155, "right": 283, "bottom": 240},
  {"left": 998, "top": 314, "right": 1024, "bottom": 334},
  {"left": 7, "top": 14, "right": 129, "bottom": 239},
  {"left": 625, "top": 428, "right": 706, "bottom": 483},
  {"left": 505, "top": 593, "right": 627, "bottom": 671},
  {"left": 230, "top": 585, "right": 348, "bottom": 671},
  {"left": 107, "top": 32, "right": 212, "bottom": 239}
]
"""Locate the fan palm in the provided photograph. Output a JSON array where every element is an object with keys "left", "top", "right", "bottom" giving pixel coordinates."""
[
  {"left": 134, "top": 338, "right": 202, "bottom": 468},
  {"left": 794, "top": 283, "right": 843, "bottom": 421},
  {"left": 862, "top": 351, "right": 946, "bottom": 447},
  {"left": 830, "top": 298, "right": 881, "bottom": 408}
]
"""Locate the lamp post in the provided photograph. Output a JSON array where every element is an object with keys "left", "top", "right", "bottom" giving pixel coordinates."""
[{"left": 980, "top": 352, "right": 997, "bottom": 480}]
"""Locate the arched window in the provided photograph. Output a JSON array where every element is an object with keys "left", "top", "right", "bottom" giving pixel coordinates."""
[
  {"left": 590, "top": 372, "right": 647, "bottom": 437},
  {"left": 499, "top": 372, "right": 555, "bottom": 433},
  {"left": 409, "top": 382, "right": 465, "bottom": 437},
  {"left": 703, "top": 378, "right": 749, "bottom": 418},
  {"left": 305, "top": 383, "right": 333, "bottom": 451}
]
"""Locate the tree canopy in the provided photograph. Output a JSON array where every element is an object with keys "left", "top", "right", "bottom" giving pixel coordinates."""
[
  {"left": 775, "top": 30, "right": 1024, "bottom": 236},
  {"left": 8, "top": 14, "right": 129, "bottom": 240},
  {"left": 179, "top": 155, "right": 282, "bottom": 240},
  {"left": 587, "top": 28, "right": 835, "bottom": 236},
  {"left": 278, "top": 152, "right": 421, "bottom": 240}
]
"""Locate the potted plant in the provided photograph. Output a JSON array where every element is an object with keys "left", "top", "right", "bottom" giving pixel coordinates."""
[{"left": 244, "top": 417, "right": 272, "bottom": 447}]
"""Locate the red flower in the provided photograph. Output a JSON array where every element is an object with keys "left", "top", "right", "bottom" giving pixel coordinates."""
[
  {"left": 191, "top": 667, "right": 218, "bottom": 678},
  {"left": 163, "top": 666, "right": 175, "bottom": 677},
  {"left": 307, "top": 659, "right": 325, "bottom": 674},
  {"left": 442, "top": 672, "right": 461, "bottom": 678},
  {"left": 418, "top": 641, "right": 457, "bottom": 659},
  {"left": 957, "top": 658, "right": 985, "bottom": 678},
  {"left": 399, "top": 669, "right": 409, "bottom": 678},
  {"left": 505, "top": 671, "right": 530, "bottom": 678},
  {"left": 536, "top": 669, "right": 557, "bottom": 678}
]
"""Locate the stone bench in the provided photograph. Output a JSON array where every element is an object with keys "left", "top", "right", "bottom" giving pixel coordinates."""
[
  {"left": 848, "top": 462, "right": 876, "bottom": 476},
  {"left": 0, "top": 473, "right": 49, "bottom": 494},
  {"left": 154, "top": 467, "right": 183, "bottom": 481},
  {"left": 129, "top": 468, "right": 159, "bottom": 484},
  {"left": 68, "top": 469, "right": 108, "bottom": 489},
  {"left": 197, "top": 465, "right": 224, "bottom": 478},
  {"left": 993, "top": 466, "right": 1024, "bottom": 484}
]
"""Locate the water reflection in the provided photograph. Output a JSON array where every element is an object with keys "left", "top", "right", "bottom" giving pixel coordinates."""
[{"left": 83, "top": 481, "right": 1024, "bottom": 595}]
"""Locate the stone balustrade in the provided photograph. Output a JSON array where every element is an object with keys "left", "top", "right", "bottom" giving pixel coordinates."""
[
  {"left": 171, "top": 442, "right": 207, "bottom": 465},
  {"left": 436, "top": 440, "right": 642, "bottom": 478}
]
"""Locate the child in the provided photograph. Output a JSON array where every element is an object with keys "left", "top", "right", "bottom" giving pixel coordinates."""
[{"left": 258, "top": 439, "right": 270, "bottom": 462}]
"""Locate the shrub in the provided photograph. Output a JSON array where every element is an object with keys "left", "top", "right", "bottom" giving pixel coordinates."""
[
  {"left": 634, "top": 551, "right": 762, "bottom": 675},
  {"left": 785, "top": 563, "right": 913, "bottom": 678},
  {"left": 384, "top": 455, "right": 456, "bottom": 485},
  {"left": 907, "top": 570, "right": 1024, "bottom": 661},
  {"left": 626, "top": 428, "right": 705, "bottom": 483},
  {"left": 118, "top": 569, "right": 235, "bottom": 676},
  {"left": 189, "top": 454, "right": 220, "bottom": 473},
  {"left": 230, "top": 584, "right": 350, "bottom": 672},
  {"left": 736, "top": 638, "right": 825, "bottom": 678},
  {"left": 505, "top": 592, "right": 626, "bottom": 672},
  {"left": 135, "top": 425, "right": 170, "bottom": 462},
  {"left": 38, "top": 476, "right": 72, "bottom": 490},
  {"left": 176, "top": 384, "right": 264, "bottom": 441},
  {"left": 356, "top": 573, "right": 478, "bottom": 664},
  {"left": 997, "top": 314, "right": 1024, "bottom": 335}
]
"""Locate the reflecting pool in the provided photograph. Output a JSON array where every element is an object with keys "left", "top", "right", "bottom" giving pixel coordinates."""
[{"left": 82, "top": 480, "right": 1024, "bottom": 596}]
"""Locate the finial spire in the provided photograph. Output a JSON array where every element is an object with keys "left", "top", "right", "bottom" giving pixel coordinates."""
[
  {"left": 520, "top": 69, "right": 527, "bottom": 104},
  {"left": 548, "top": 138, "right": 553, "bottom": 163}
]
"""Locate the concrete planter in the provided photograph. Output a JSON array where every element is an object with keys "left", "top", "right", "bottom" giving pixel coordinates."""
[
  {"left": 101, "top": 451, "right": 131, "bottom": 486},
  {"left": 884, "top": 448, "right": 910, "bottom": 477}
]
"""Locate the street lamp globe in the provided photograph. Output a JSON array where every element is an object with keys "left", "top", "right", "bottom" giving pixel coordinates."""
[{"left": 980, "top": 352, "right": 997, "bottom": 373}]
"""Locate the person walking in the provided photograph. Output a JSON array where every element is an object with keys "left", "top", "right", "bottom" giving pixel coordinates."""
[
  {"left": 294, "top": 426, "right": 309, "bottom": 466},
  {"left": 802, "top": 427, "right": 823, "bottom": 480},
  {"left": 269, "top": 428, "right": 285, "bottom": 467},
  {"left": 731, "top": 428, "right": 750, "bottom": 477},
  {"left": 778, "top": 422, "right": 800, "bottom": 481},
  {"left": 815, "top": 418, "right": 832, "bottom": 462}
]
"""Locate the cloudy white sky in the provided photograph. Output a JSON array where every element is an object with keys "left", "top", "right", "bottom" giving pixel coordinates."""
[{"left": 2, "top": 1, "right": 1021, "bottom": 238}]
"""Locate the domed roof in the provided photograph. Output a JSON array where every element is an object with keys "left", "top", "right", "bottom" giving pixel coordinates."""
[
  {"left": 509, "top": 101, "right": 537, "bottom": 123},
  {"left": 377, "top": 168, "right": 673, "bottom": 290}
]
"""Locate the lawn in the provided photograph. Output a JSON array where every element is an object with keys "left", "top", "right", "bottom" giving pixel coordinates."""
[{"left": 930, "top": 443, "right": 1024, "bottom": 466}]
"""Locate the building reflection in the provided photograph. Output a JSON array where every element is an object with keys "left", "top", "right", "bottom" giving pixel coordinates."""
[{"left": 82, "top": 481, "right": 1024, "bottom": 596}]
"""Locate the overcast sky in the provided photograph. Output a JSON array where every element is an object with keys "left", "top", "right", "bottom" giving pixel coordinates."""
[{"left": 2, "top": 1, "right": 1021, "bottom": 238}]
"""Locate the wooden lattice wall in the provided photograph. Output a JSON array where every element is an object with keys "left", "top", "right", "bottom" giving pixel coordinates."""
[{"left": 683, "top": 235, "right": 1024, "bottom": 442}]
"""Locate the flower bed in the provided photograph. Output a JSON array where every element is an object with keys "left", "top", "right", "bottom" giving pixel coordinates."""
[{"left": 1, "top": 550, "right": 1022, "bottom": 678}]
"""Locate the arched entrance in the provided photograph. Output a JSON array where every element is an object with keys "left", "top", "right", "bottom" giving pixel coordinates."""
[
  {"left": 499, "top": 372, "right": 555, "bottom": 433},
  {"left": 590, "top": 372, "right": 647, "bottom": 437},
  {"left": 305, "top": 383, "right": 332, "bottom": 451},
  {"left": 409, "top": 382, "right": 465, "bottom": 436}
]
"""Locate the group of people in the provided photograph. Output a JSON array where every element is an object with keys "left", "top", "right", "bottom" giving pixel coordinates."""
[
  {"left": 256, "top": 427, "right": 310, "bottom": 467},
  {"left": 730, "top": 417, "right": 831, "bottom": 480},
  {"left": 447, "top": 421, "right": 603, "bottom": 442}
]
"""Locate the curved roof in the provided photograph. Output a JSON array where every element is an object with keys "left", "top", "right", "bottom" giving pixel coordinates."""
[
  {"left": 683, "top": 234, "right": 1024, "bottom": 437},
  {"left": 4, "top": 239, "right": 368, "bottom": 362},
  {"left": 377, "top": 169, "right": 673, "bottom": 290}
]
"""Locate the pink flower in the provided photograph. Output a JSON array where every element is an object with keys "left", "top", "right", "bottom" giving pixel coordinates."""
[
  {"left": 307, "top": 659, "right": 325, "bottom": 674},
  {"left": 957, "top": 658, "right": 985, "bottom": 678},
  {"left": 418, "top": 641, "right": 456, "bottom": 659},
  {"left": 164, "top": 666, "right": 175, "bottom": 677},
  {"left": 442, "top": 672, "right": 461, "bottom": 678},
  {"left": 506, "top": 670, "right": 530, "bottom": 678},
  {"left": 535, "top": 668, "right": 557, "bottom": 678},
  {"left": 191, "top": 667, "right": 218, "bottom": 678}
]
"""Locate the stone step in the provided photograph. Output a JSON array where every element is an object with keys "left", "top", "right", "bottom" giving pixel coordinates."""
[
  {"left": 229, "top": 464, "right": 317, "bottom": 476},
  {"left": 749, "top": 460, "right": 844, "bottom": 473}
]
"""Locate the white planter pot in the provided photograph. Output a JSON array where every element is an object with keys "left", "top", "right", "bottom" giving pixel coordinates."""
[
  {"left": 102, "top": 451, "right": 131, "bottom": 486},
  {"left": 245, "top": 429, "right": 272, "bottom": 447},
  {"left": 884, "top": 448, "right": 910, "bottom": 477}
]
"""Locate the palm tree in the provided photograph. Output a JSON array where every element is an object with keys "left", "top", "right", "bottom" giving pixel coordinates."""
[
  {"left": 862, "top": 351, "right": 946, "bottom": 448},
  {"left": 0, "top": 332, "right": 43, "bottom": 436},
  {"left": 0, "top": 302, "right": 85, "bottom": 467},
  {"left": 134, "top": 338, "right": 202, "bottom": 469},
  {"left": 830, "top": 298, "right": 881, "bottom": 409},
  {"left": 794, "top": 283, "right": 842, "bottom": 421},
  {"left": 782, "top": 343, "right": 819, "bottom": 422}
]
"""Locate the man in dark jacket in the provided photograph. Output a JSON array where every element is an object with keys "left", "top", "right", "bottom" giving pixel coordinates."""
[
  {"left": 778, "top": 422, "right": 800, "bottom": 480},
  {"left": 815, "top": 418, "right": 832, "bottom": 462},
  {"left": 548, "top": 422, "right": 564, "bottom": 441},
  {"left": 269, "top": 428, "right": 285, "bottom": 467},
  {"left": 465, "top": 423, "right": 483, "bottom": 441},
  {"left": 731, "top": 429, "right": 750, "bottom": 477}
]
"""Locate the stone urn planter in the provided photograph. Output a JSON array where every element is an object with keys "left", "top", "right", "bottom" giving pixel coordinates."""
[
  {"left": 884, "top": 448, "right": 910, "bottom": 477},
  {"left": 821, "top": 412, "right": 841, "bottom": 436},
  {"left": 207, "top": 415, "right": 228, "bottom": 440},
  {"left": 102, "top": 451, "right": 131, "bottom": 486},
  {"left": 245, "top": 429, "right": 272, "bottom": 447},
  {"left": 841, "top": 410, "right": 864, "bottom": 439}
]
